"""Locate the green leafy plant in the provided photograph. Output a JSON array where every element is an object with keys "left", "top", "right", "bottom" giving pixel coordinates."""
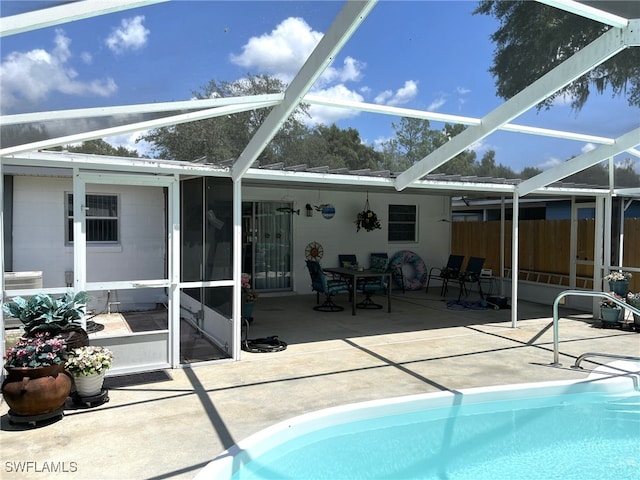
[
  {"left": 3, "top": 291, "right": 90, "bottom": 336},
  {"left": 65, "top": 345, "right": 114, "bottom": 377},
  {"left": 627, "top": 292, "right": 640, "bottom": 309},
  {"left": 355, "top": 209, "right": 381, "bottom": 232},
  {"left": 3, "top": 333, "right": 67, "bottom": 368}
]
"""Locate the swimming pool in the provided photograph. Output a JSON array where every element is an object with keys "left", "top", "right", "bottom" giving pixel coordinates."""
[{"left": 195, "top": 361, "right": 640, "bottom": 479}]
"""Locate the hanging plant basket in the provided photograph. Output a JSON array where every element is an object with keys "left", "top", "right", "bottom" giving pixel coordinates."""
[{"left": 355, "top": 196, "right": 381, "bottom": 232}]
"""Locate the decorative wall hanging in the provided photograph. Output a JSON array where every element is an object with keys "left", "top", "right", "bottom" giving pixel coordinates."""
[
  {"left": 276, "top": 207, "right": 300, "bottom": 215},
  {"left": 314, "top": 204, "right": 335, "bottom": 220},
  {"left": 305, "top": 241, "right": 324, "bottom": 261},
  {"left": 305, "top": 204, "right": 313, "bottom": 217},
  {"left": 355, "top": 193, "right": 381, "bottom": 232}
]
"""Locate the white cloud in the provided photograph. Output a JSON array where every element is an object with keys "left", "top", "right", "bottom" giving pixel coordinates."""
[
  {"left": 230, "top": 18, "right": 365, "bottom": 88},
  {"left": 105, "top": 16, "right": 150, "bottom": 54},
  {"left": 537, "top": 156, "right": 563, "bottom": 170},
  {"left": 456, "top": 86, "right": 471, "bottom": 95},
  {"left": 581, "top": 142, "right": 597, "bottom": 154},
  {"left": 306, "top": 84, "right": 364, "bottom": 125},
  {"left": 374, "top": 80, "right": 418, "bottom": 107},
  {"left": 105, "top": 130, "right": 153, "bottom": 157},
  {"left": 427, "top": 94, "right": 446, "bottom": 111},
  {"left": 230, "top": 17, "right": 323, "bottom": 83},
  {"left": 0, "top": 29, "right": 117, "bottom": 112}
]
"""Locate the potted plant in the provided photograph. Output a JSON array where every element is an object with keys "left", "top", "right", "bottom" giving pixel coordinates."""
[
  {"left": 241, "top": 273, "right": 258, "bottom": 322},
  {"left": 600, "top": 296, "right": 622, "bottom": 325},
  {"left": 65, "top": 345, "right": 114, "bottom": 397},
  {"left": 627, "top": 292, "right": 640, "bottom": 331},
  {"left": 2, "top": 333, "right": 73, "bottom": 417},
  {"left": 604, "top": 271, "right": 632, "bottom": 296},
  {"left": 3, "top": 291, "right": 91, "bottom": 349}
]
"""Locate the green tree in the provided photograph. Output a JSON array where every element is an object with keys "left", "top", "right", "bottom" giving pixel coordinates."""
[
  {"left": 140, "top": 74, "right": 310, "bottom": 163},
  {"left": 312, "top": 124, "right": 381, "bottom": 170},
  {"left": 474, "top": 1, "right": 640, "bottom": 111},
  {"left": 58, "top": 139, "right": 139, "bottom": 157}
]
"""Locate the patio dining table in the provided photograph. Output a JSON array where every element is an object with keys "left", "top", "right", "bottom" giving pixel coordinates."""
[{"left": 323, "top": 267, "right": 391, "bottom": 316}]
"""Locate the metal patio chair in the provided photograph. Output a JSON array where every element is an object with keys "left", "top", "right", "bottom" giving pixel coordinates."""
[
  {"left": 306, "top": 260, "right": 350, "bottom": 312},
  {"left": 425, "top": 254, "right": 465, "bottom": 296}
]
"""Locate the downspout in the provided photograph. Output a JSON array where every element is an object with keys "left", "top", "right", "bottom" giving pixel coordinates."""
[{"left": 511, "top": 192, "right": 519, "bottom": 328}]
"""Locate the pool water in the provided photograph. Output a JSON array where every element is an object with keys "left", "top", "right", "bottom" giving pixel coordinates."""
[
  {"left": 235, "top": 392, "right": 639, "bottom": 479},
  {"left": 196, "top": 365, "right": 640, "bottom": 480}
]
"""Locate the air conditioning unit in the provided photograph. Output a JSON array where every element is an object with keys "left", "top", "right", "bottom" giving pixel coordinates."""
[{"left": 4, "top": 271, "right": 43, "bottom": 290}]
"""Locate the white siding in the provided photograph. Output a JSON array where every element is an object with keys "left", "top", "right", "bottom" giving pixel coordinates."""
[
  {"left": 243, "top": 186, "right": 451, "bottom": 293},
  {"left": 11, "top": 176, "right": 165, "bottom": 308}
]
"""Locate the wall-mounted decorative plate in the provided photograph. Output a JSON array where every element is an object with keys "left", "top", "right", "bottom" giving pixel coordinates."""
[
  {"left": 305, "top": 241, "right": 324, "bottom": 261},
  {"left": 321, "top": 204, "right": 335, "bottom": 219}
]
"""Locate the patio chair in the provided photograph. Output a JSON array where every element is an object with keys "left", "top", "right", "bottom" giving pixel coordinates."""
[
  {"left": 357, "top": 274, "right": 386, "bottom": 309},
  {"left": 370, "top": 253, "right": 403, "bottom": 293},
  {"left": 457, "top": 256, "right": 486, "bottom": 301},
  {"left": 305, "top": 260, "right": 350, "bottom": 312},
  {"left": 338, "top": 254, "right": 358, "bottom": 268},
  {"left": 425, "top": 254, "right": 465, "bottom": 296}
]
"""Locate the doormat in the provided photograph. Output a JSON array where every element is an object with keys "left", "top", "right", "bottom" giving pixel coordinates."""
[{"left": 104, "top": 370, "right": 172, "bottom": 388}]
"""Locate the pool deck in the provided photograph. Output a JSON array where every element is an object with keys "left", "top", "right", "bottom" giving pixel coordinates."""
[{"left": 2, "top": 290, "right": 639, "bottom": 479}]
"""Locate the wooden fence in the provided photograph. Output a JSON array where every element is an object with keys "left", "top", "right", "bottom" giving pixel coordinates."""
[{"left": 452, "top": 218, "right": 639, "bottom": 293}]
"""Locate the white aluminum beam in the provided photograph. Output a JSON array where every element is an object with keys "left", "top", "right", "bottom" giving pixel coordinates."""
[
  {"left": 232, "top": 0, "right": 377, "bottom": 180},
  {"left": 1, "top": 151, "right": 229, "bottom": 176},
  {"left": 517, "top": 127, "right": 640, "bottom": 196},
  {"left": 0, "top": 94, "right": 284, "bottom": 127},
  {"left": 305, "top": 95, "right": 616, "bottom": 145},
  {"left": 0, "top": 100, "right": 280, "bottom": 156},
  {"left": 395, "top": 22, "right": 633, "bottom": 192},
  {"left": 536, "top": 0, "right": 629, "bottom": 28},
  {"left": 1, "top": 0, "right": 168, "bottom": 37}
]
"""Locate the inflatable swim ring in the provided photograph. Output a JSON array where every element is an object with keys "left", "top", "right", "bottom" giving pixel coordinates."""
[{"left": 389, "top": 250, "right": 427, "bottom": 291}]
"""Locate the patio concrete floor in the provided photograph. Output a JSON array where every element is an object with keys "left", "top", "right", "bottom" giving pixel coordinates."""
[{"left": 2, "top": 289, "right": 639, "bottom": 479}]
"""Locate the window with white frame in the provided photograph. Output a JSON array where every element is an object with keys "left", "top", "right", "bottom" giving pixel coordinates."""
[
  {"left": 388, "top": 204, "right": 417, "bottom": 242},
  {"left": 66, "top": 193, "right": 119, "bottom": 243}
]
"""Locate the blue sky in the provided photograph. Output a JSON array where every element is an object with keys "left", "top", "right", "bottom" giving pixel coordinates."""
[{"left": 1, "top": 1, "right": 638, "bottom": 173}]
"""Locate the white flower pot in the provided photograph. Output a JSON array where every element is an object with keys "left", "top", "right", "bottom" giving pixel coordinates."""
[{"left": 74, "top": 371, "right": 105, "bottom": 397}]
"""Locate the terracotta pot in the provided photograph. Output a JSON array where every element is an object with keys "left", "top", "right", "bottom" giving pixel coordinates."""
[{"left": 1, "top": 365, "right": 72, "bottom": 416}]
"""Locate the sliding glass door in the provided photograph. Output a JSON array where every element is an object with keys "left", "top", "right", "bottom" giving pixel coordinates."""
[{"left": 243, "top": 202, "right": 292, "bottom": 291}]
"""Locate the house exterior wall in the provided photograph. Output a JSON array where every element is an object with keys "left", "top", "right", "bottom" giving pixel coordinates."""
[
  {"left": 10, "top": 176, "right": 166, "bottom": 309},
  {"left": 243, "top": 186, "right": 452, "bottom": 293}
]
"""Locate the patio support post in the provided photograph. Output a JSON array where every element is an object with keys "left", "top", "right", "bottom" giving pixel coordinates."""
[
  {"left": 72, "top": 169, "right": 87, "bottom": 296},
  {"left": 232, "top": 179, "right": 243, "bottom": 361},
  {"left": 0, "top": 159, "right": 5, "bottom": 376},
  {"left": 569, "top": 197, "right": 577, "bottom": 289},
  {"left": 169, "top": 175, "right": 181, "bottom": 368},
  {"left": 500, "top": 196, "right": 505, "bottom": 297},
  {"left": 595, "top": 197, "right": 606, "bottom": 315},
  {"left": 511, "top": 192, "right": 519, "bottom": 328}
]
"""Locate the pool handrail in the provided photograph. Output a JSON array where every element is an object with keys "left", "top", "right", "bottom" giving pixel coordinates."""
[{"left": 552, "top": 290, "right": 640, "bottom": 367}]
